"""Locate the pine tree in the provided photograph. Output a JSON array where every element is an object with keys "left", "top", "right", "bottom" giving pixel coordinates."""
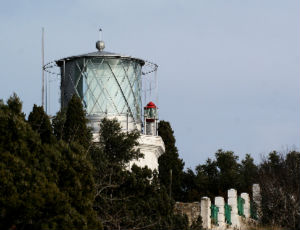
[
  {"left": 0, "top": 94, "right": 100, "bottom": 230},
  {"left": 158, "top": 121, "right": 185, "bottom": 201},
  {"left": 6, "top": 92, "right": 24, "bottom": 118},
  {"left": 52, "top": 108, "right": 66, "bottom": 141},
  {"left": 28, "top": 104, "right": 53, "bottom": 144},
  {"left": 238, "top": 154, "right": 258, "bottom": 194},
  {"left": 63, "top": 95, "right": 92, "bottom": 149}
]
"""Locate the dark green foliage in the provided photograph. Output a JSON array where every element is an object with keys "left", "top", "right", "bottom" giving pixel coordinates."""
[
  {"left": 0, "top": 94, "right": 100, "bottom": 230},
  {"left": 91, "top": 118, "right": 188, "bottom": 230},
  {"left": 52, "top": 108, "right": 66, "bottom": 140},
  {"left": 182, "top": 150, "right": 258, "bottom": 201},
  {"left": 99, "top": 118, "right": 142, "bottom": 166},
  {"left": 197, "top": 158, "right": 219, "bottom": 197},
  {"left": 6, "top": 93, "right": 24, "bottom": 118},
  {"left": 158, "top": 121, "right": 185, "bottom": 201},
  {"left": 63, "top": 95, "right": 92, "bottom": 148},
  {"left": 215, "top": 150, "right": 240, "bottom": 196},
  {"left": 259, "top": 151, "right": 300, "bottom": 229},
  {"left": 238, "top": 154, "right": 258, "bottom": 194},
  {"left": 190, "top": 216, "right": 203, "bottom": 230},
  {"left": 28, "top": 104, "right": 54, "bottom": 144}
]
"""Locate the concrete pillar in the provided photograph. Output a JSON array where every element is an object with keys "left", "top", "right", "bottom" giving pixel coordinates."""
[
  {"left": 201, "top": 197, "right": 211, "bottom": 229},
  {"left": 215, "top": 196, "right": 225, "bottom": 229},
  {"left": 252, "top": 184, "right": 262, "bottom": 221},
  {"left": 241, "top": 193, "right": 250, "bottom": 219},
  {"left": 228, "top": 188, "right": 240, "bottom": 228}
]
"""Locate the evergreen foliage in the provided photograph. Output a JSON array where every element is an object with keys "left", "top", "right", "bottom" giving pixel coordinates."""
[
  {"left": 215, "top": 150, "right": 240, "bottom": 196},
  {"left": 0, "top": 94, "right": 100, "bottom": 230},
  {"left": 158, "top": 121, "right": 185, "bottom": 201},
  {"left": 91, "top": 118, "right": 188, "bottom": 230},
  {"left": 1, "top": 93, "right": 298, "bottom": 229},
  {"left": 52, "top": 108, "right": 66, "bottom": 141},
  {"left": 181, "top": 150, "right": 258, "bottom": 201},
  {"left": 238, "top": 154, "right": 258, "bottom": 193},
  {"left": 63, "top": 95, "right": 92, "bottom": 148},
  {"left": 190, "top": 216, "right": 203, "bottom": 230},
  {"left": 6, "top": 93, "right": 24, "bottom": 118},
  {"left": 259, "top": 150, "right": 300, "bottom": 229},
  {"left": 28, "top": 104, "right": 54, "bottom": 144}
]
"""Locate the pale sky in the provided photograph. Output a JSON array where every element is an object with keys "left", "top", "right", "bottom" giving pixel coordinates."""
[{"left": 0, "top": 0, "right": 299, "bottom": 168}]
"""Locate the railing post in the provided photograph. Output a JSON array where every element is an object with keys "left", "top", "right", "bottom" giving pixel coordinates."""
[
  {"left": 225, "top": 203, "right": 232, "bottom": 225},
  {"left": 228, "top": 188, "right": 240, "bottom": 228},
  {"left": 252, "top": 184, "right": 262, "bottom": 221},
  {"left": 241, "top": 193, "right": 250, "bottom": 219},
  {"left": 215, "top": 196, "right": 225, "bottom": 229},
  {"left": 201, "top": 197, "right": 211, "bottom": 229}
]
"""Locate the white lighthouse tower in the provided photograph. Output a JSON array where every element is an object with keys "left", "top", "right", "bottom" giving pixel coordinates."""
[
  {"left": 52, "top": 36, "right": 164, "bottom": 171},
  {"left": 129, "top": 101, "right": 164, "bottom": 171}
]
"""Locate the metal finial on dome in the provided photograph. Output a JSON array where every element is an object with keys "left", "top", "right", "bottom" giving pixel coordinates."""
[
  {"left": 96, "top": 28, "right": 105, "bottom": 51},
  {"left": 96, "top": 40, "right": 105, "bottom": 51}
]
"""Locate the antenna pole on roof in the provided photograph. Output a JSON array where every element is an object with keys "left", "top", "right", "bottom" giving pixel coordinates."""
[
  {"left": 99, "top": 28, "right": 102, "bottom": 41},
  {"left": 42, "top": 27, "right": 45, "bottom": 109}
]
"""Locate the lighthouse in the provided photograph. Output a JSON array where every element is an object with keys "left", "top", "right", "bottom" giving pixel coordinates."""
[
  {"left": 53, "top": 35, "right": 165, "bottom": 171},
  {"left": 144, "top": 101, "right": 158, "bottom": 136}
]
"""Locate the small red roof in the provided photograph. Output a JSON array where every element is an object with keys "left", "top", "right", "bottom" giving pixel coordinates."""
[{"left": 145, "top": 101, "right": 157, "bottom": 109}]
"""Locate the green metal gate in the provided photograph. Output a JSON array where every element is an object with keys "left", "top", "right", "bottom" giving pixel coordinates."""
[
  {"left": 225, "top": 203, "right": 232, "bottom": 225},
  {"left": 250, "top": 201, "right": 258, "bottom": 220},
  {"left": 211, "top": 204, "right": 219, "bottom": 225},
  {"left": 237, "top": 196, "right": 245, "bottom": 217}
]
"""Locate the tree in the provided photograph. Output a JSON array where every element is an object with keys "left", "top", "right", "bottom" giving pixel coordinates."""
[
  {"left": 196, "top": 158, "right": 219, "bottom": 198},
  {"left": 215, "top": 149, "right": 240, "bottom": 196},
  {"left": 238, "top": 154, "right": 258, "bottom": 194},
  {"left": 91, "top": 118, "right": 188, "bottom": 230},
  {"left": 63, "top": 95, "right": 92, "bottom": 149},
  {"left": 28, "top": 104, "right": 53, "bottom": 144},
  {"left": 6, "top": 93, "right": 25, "bottom": 118},
  {"left": 98, "top": 117, "right": 142, "bottom": 166},
  {"left": 181, "top": 169, "right": 200, "bottom": 202},
  {"left": 0, "top": 94, "right": 100, "bottom": 230},
  {"left": 158, "top": 121, "right": 185, "bottom": 201},
  {"left": 258, "top": 151, "right": 300, "bottom": 229},
  {"left": 52, "top": 108, "right": 66, "bottom": 141},
  {"left": 190, "top": 216, "right": 203, "bottom": 230}
]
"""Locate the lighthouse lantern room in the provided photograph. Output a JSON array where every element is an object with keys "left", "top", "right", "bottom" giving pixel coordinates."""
[{"left": 144, "top": 101, "right": 158, "bottom": 136}]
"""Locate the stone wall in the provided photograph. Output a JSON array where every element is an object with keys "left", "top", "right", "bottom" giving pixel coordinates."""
[
  {"left": 174, "top": 202, "right": 201, "bottom": 225},
  {"left": 174, "top": 184, "right": 261, "bottom": 229}
]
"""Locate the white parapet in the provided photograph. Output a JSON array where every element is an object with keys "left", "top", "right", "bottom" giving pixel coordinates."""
[
  {"left": 228, "top": 188, "right": 240, "bottom": 229},
  {"left": 241, "top": 193, "right": 250, "bottom": 219},
  {"left": 252, "top": 184, "right": 262, "bottom": 221},
  {"left": 201, "top": 197, "right": 211, "bottom": 229},
  {"left": 128, "top": 134, "right": 165, "bottom": 172},
  {"left": 89, "top": 114, "right": 142, "bottom": 142},
  {"left": 215, "top": 196, "right": 225, "bottom": 229}
]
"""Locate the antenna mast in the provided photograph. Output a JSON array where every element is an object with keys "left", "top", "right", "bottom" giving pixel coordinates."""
[
  {"left": 99, "top": 28, "right": 102, "bottom": 41},
  {"left": 42, "top": 27, "right": 45, "bottom": 109}
]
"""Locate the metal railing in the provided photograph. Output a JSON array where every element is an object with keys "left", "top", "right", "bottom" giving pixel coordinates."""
[
  {"left": 210, "top": 204, "right": 219, "bottom": 225},
  {"left": 225, "top": 203, "right": 232, "bottom": 225}
]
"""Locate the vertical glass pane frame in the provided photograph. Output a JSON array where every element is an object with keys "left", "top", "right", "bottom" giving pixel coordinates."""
[{"left": 79, "top": 57, "right": 143, "bottom": 122}]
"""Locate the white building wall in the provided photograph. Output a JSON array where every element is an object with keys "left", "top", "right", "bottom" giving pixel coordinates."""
[{"left": 129, "top": 134, "right": 165, "bottom": 172}]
